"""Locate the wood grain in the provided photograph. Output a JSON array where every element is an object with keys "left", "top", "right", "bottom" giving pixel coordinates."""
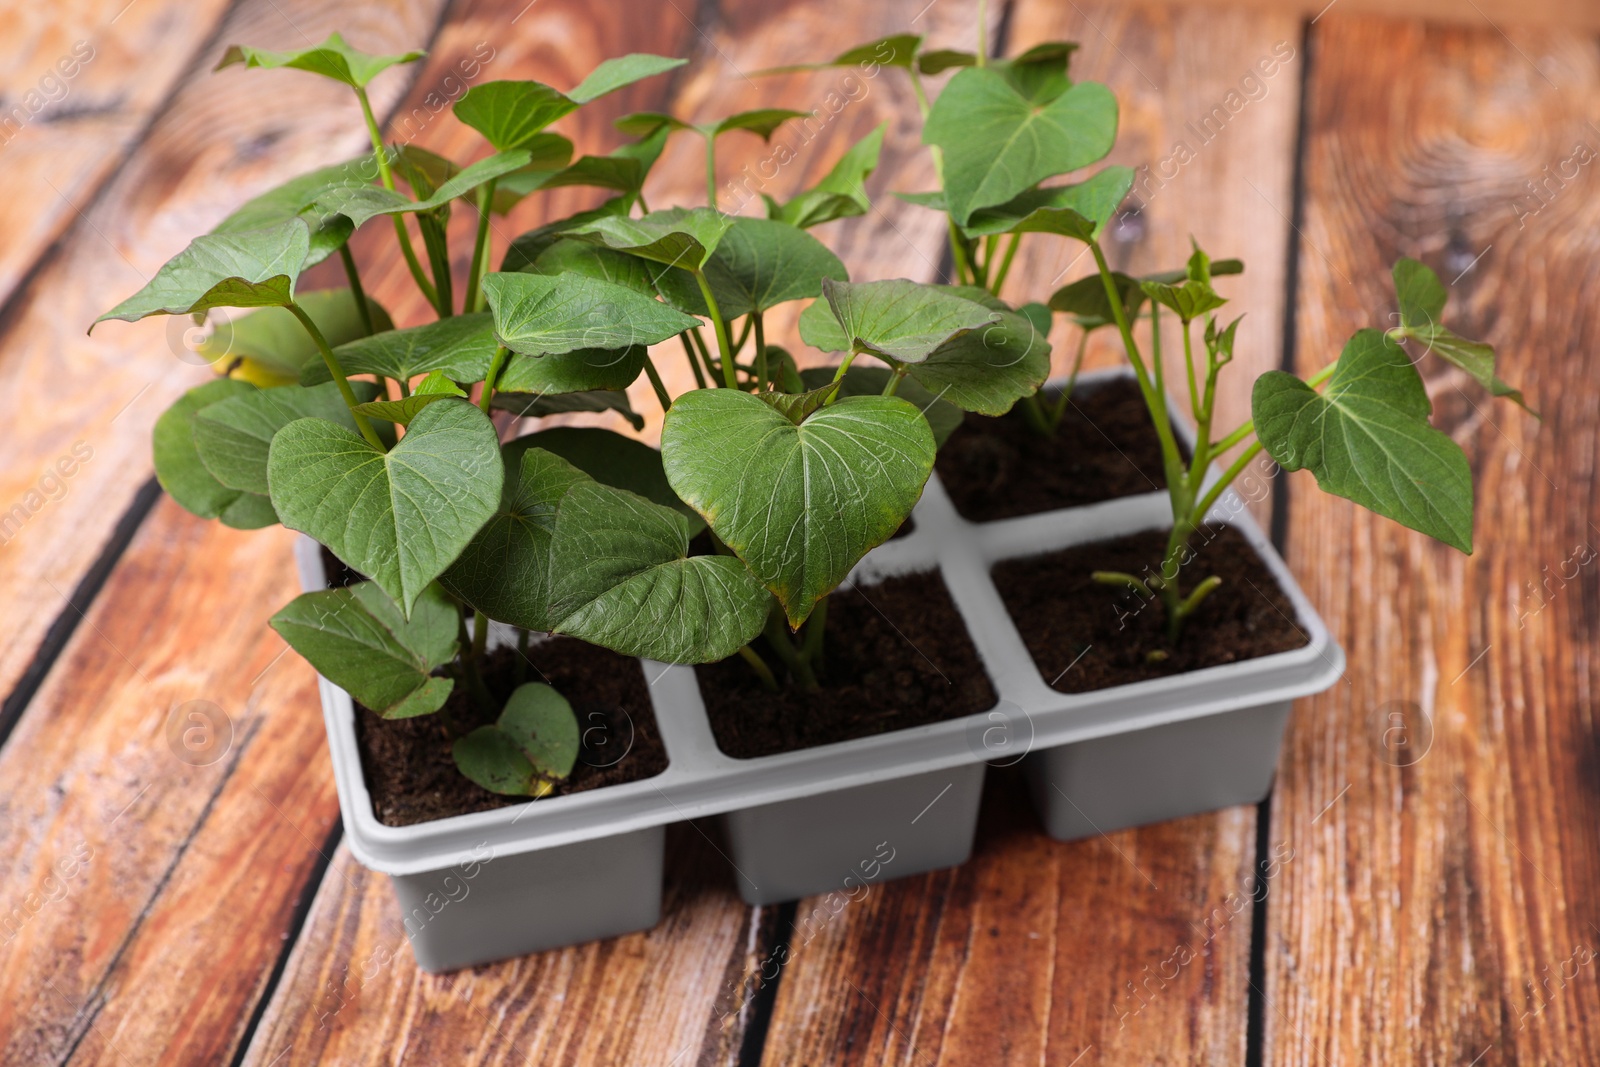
[
  {"left": 0, "top": 0, "right": 445, "bottom": 714},
  {"left": 1266, "top": 15, "right": 1600, "bottom": 1066},
  {"left": 0, "top": 0, "right": 236, "bottom": 305},
  {"left": 757, "top": 4, "right": 1302, "bottom": 1062},
  {"left": 0, "top": 501, "right": 336, "bottom": 1066},
  {"left": 761, "top": 771, "right": 1261, "bottom": 1066}
]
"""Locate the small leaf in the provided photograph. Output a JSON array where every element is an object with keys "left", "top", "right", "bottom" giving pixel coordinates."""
[
  {"left": 305, "top": 312, "right": 499, "bottom": 387},
  {"left": 482, "top": 271, "right": 698, "bottom": 355},
  {"left": 994, "top": 41, "right": 1079, "bottom": 103},
  {"left": 662, "top": 390, "right": 935, "bottom": 626},
  {"left": 1252, "top": 329, "right": 1473, "bottom": 553},
  {"left": 1389, "top": 257, "right": 1531, "bottom": 413},
  {"left": 496, "top": 345, "right": 647, "bottom": 395},
  {"left": 568, "top": 53, "right": 687, "bottom": 104},
  {"left": 758, "top": 382, "right": 840, "bottom": 424},
  {"left": 452, "top": 727, "right": 537, "bottom": 794},
  {"left": 755, "top": 34, "right": 923, "bottom": 75},
  {"left": 567, "top": 206, "right": 735, "bottom": 270},
  {"left": 268, "top": 400, "right": 504, "bottom": 615},
  {"left": 95, "top": 220, "right": 310, "bottom": 327},
  {"left": 1140, "top": 277, "right": 1226, "bottom": 323},
  {"left": 918, "top": 49, "right": 977, "bottom": 75},
  {"left": 205, "top": 288, "right": 391, "bottom": 385},
  {"left": 959, "top": 166, "right": 1134, "bottom": 239},
  {"left": 216, "top": 33, "right": 423, "bottom": 89},
  {"left": 821, "top": 278, "right": 997, "bottom": 363},
  {"left": 505, "top": 427, "right": 702, "bottom": 533},
  {"left": 1393, "top": 257, "right": 1447, "bottom": 331},
  {"left": 193, "top": 380, "right": 382, "bottom": 495},
  {"left": 711, "top": 108, "right": 809, "bottom": 140},
  {"left": 614, "top": 111, "right": 693, "bottom": 138},
  {"left": 907, "top": 308, "right": 1051, "bottom": 415},
  {"left": 269, "top": 581, "right": 457, "bottom": 719},
  {"left": 498, "top": 683, "right": 580, "bottom": 777},
  {"left": 314, "top": 151, "right": 537, "bottom": 227},
  {"left": 490, "top": 389, "right": 644, "bottom": 430},
  {"left": 353, "top": 371, "right": 467, "bottom": 427},
  {"left": 798, "top": 366, "right": 964, "bottom": 447},
  {"left": 453, "top": 80, "right": 578, "bottom": 150},
  {"left": 528, "top": 239, "right": 659, "bottom": 296},
  {"left": 153, "top": 379, "right": 276, "bottom": 528},
  {"left": 769, "top": 123, "right": 885, "bottom": 229},
  {"left": 924, "top": 69, "right": 1118, "bottom": 225}
]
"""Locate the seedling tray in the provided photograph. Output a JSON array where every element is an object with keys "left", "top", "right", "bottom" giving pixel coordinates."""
[{"left": 299, "top": 368, "right": 1344, "bottom": 966}]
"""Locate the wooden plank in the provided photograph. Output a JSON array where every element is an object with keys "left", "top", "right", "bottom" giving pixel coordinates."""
[
  {"left": 757, "top": 4, "right": 1301, "bottom": 1062},
  {"left": 0, "top": 0, "right": 444, "bottom": 712},
  {"left": 0, "top": 501, "right": 336, "bottom": 1065},
  {"left": 1267, "top": 15, "right": 1600, "bottom": 1066},
  {"left": 762, "top": 771, "right": 1260, "bottom": 1066},
  {"left": 1143, "top": 0, "right": 1600, "bottom": 32},
  {"left": 0, "top": 0, "right": 236, "bottom": 305}
]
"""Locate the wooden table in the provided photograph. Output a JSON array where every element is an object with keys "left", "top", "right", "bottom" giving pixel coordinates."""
[{"left": 1, "top": 0, "right": 1596, "bottom": 1063}]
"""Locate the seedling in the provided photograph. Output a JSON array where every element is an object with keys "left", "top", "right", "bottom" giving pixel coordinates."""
[{"left": 99, "top": 31, "right": 1033, "bottom": 798}]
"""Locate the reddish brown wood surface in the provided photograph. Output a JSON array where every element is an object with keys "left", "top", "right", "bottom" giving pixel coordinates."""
[{"left": 1266, "top": 15, "right": 1600, "bottom": 1066}]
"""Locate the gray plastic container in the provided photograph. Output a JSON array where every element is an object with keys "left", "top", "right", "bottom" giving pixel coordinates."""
[{"left": 297, "top": 368, "right": 1343, "bottom": 969}]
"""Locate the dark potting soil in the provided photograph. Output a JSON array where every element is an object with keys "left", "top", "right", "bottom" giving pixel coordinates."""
[
  {"left": 934, "top": 376, "right": 1180, "bottom": 522},
  {"left": 992, "top": 524, "right": 1310, "bottom": 693},
  {"left": 697, "top": 570, "right": 997, "bottom": 759},
  {"left": 355, "top": 641, "right": 670, "bottom": 826}
]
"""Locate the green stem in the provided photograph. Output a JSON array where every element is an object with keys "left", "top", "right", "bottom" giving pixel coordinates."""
[
  {"left": 694, "top": 270, "right": 739, "bottom": 390},
  {"left": 737, "top": 645, "right": 780, "bottom": 692},
  {"left": 479, "top": 345, "right": 510, "bottom": 413},
  {"left": 978, "top": 234, "right": 999, "bottom": 288},
  {"left": 356, "top": 86, "right": 440, "bottom": 313},
  {"left": 1306, "top": 360, "right": 1338, "bottom": 389},
  {"left": 882, "top": 364, "right": 909, "bottom": 396},
  {"left": 1092, "top": 570, "right": 1155, "bottom": 600},
  {"left": 417, "top": 214, "right": 455, "bottom": 318},
  {"left": 705, "top": 132, "right": 718, "bottom": 208},
  {"left": 471, "top": 608, "right": 489, "bottom": 663},
  {"left": 753, "top": 312, "right": 768, "bottom": 391},
  {"left": 1050, "top": 330, "right": 1091, "bottom": 429},
  {"left": 680, "top": 332, "right": 709, "bottom": 389},
  {"left": 1211, "top": 420, "right": 1254, "bottom": 454},
  {"left": 644, "top": 354, "right": 673, "bottom": 410},
  {"left": 514, "top": 627, "right": 529, "bottom": 687},
  {"left": 763, "top": 602, "right": 819, "bottom": 691},
  {"left": 455, "top": 602, "right": 494, "bottom": 714},
  {"left": 1189, "top": 441, "right": 1266, "bottom": 527},
  {"left": 732, "top": 315, "right": 754, "bottom": 359},
  {"left": 947, "top": 220, "right": 973, "bottom": 286},
  {"left": 827, "top": 349, "right": 860, "bottom": 395},
  {"left": 286, "top": 302, "right": 384, "bottom": 449},
  {"left": 990, "top": 232, "right": 1022, "bottom": 294},
  {"left": 800, "top": 595, "right": 827, "bottom": 675},
  {"left": 338, "top": 245, "right": 375, "bottom": 335},
  {"left": 1020, "top": 392, "right": 1052, "bottom": 436},
  {"left": 1182, "top": 318, "right": 1200, "bottom": 424},
  {"left": 976, "top": 0, "right": 989, "bottom": 65},
  {"left": 690, "top": 326, "right": 718, "bottom": 385},
  {"left": 463, "top": 178, "right": 498, "bottom": 314}
]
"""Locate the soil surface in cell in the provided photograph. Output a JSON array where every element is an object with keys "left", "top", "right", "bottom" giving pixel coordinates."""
[
  {"left": 993, "top": 524, "right": 1310, "bottom": 693},
  {"left": 698, "top": 570, "right": 997, "bottom": 759},
  {"left": 933, "top": 376, "right": 1179, "bottom": 521},
  {"left": 356, "top": 642, "right": 670, "bottom": 826}
]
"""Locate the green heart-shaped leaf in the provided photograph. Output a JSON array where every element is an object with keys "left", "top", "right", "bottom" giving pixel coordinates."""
[
  {"left": 568, "top": 53, "right": 687, "bottom": 104},
  {"left": 212, "top": 156, "right": 375, "bottom": 267},
  {"left": 924, "top": 69, "right": 1118, "bottom": 225},
  {"left": 202, "top": 288, "right": 391, "bottom": 385},
  {"left": 270, "top": 581, "right": 457, "bottom": 719},
  {"left": 820, "top": 278, "right": 997, "bottom": 363},
  {"left": 1389, "top": 257, "right": 1531, "bottom": 412},
  {"left": 662, "top": 390, "right": 935, "bottom": 626},
  {"left": 153, "top": 380, "right": 276, "bottom": 529},
  {"left": 453, "top": 80, "right": 578, "bottom": 150},
  {"left": 216, "top": 33, "right": 424, "bottom": 89},
  {"left": 959, "top": 166, "right": 1134, "bottom": 239},
  {"left": 709, "top": 108, "right": 808, "bottom": 141},
  {"left": 496, "top": 345, "right": 646, "bottom": 395},
  {"left": 907, "top": 308, "right": 1051, "bottom": 415},
  {"left": 994, "top": 41, "right": 1079, "bottom": 103},
  {"left": 491, "top": 389, "right": 644, "bottom": 429},
  {"left": 193, "top": 380, "right": 381, "bottom": 495},
  {"left": 567, "top": 206, "right": 735, "bottom": 270},
  {"left": 1253, "top": 329, "right": 1473, "bottom": 552},
  {"left": 482, "top": 271, "right": 698, "bottom": 356},
  {"left": 500, "top": 197, "right": 632, "bottom": 271},
  {"left": 95, "top": 219, "right": 311, "bottom": 327},
  {"left": 755, "top": 34, "right": 922, "bottom": 75},
  {"left": 268, "top": 399, "right": 504, "bottom": 615},
  {"left": 654, "top": 217, "right": 848, "bottom": 318},
  {"left": 528, "top": 240, "right": 659, "bottom": 295},
  {"left": 797, "top": 366, "right": 964, "bottom": 447},
  {"left": 304, "top": 312, "right": 499, "bottom": 387}
]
